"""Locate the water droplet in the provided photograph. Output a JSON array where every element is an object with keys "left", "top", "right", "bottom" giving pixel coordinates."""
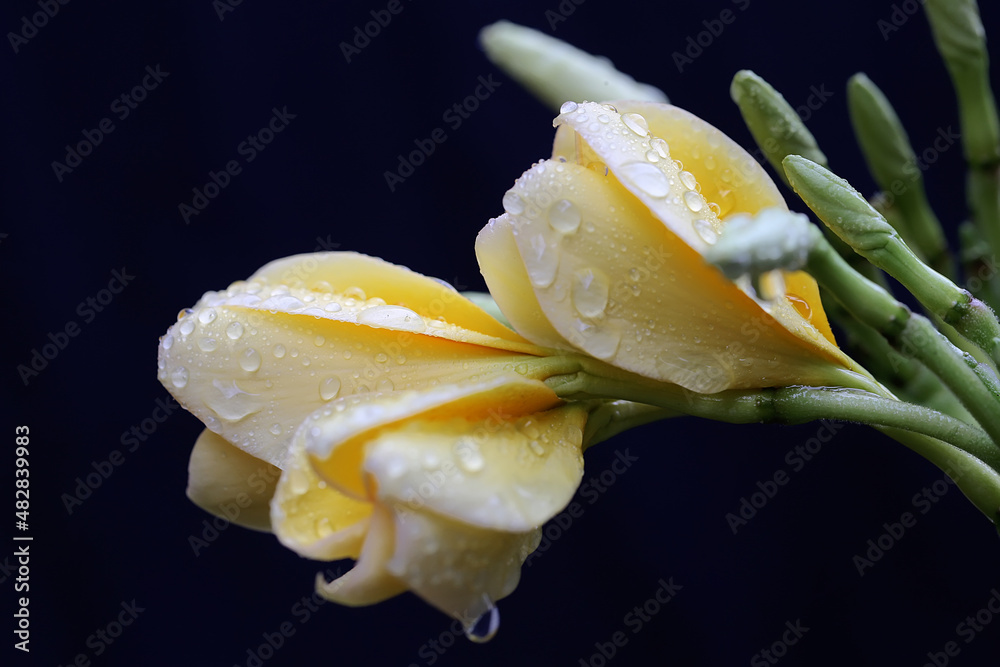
[
  {"left": 621, "top": 112, "right": 649, "bottom": 136},
  {"left": 320, "top": 376, "right": 341, "bottom": 400},
  {"left": 357, "top": 305, "right": 426, "bottom": 332},
  {"left": 628, "top": 268, "right": 642, "bottom": 282},
  {"left": 464, "top": 601, "right": 500, "bottom": 643},
  {"left": 502, "top": 191, "right": 525, "bottom": 215},
  {"left": 376, "top": 378, "right": 395, "bottom": 392},
  {"left": 597, "top": 113, "right": 610, "bottom": 123},
  {"left": 273, "top": 344, "right": 286, "bottom": 359},
  {"left": 559, "top": 101, "right": 578, "bottom": 113},
  {"left": 618, "top": 162, "right": 670, "bottom": 197},
  {"left": 314, "top": 335, "right": 326, "bottom": 347},
  {"left": 226, "top": 322, "right": 244, "bottom": 340},
  {"left": 644, "top": 149, "right": 660, "bottom": 163},
  {"left": 343, "top": 350, "right": 353, "bottom": 360},
  {"left": 207, "top": 379, "right": 261, "bottom": 421},
  {"left": 528, "top": 440, "right": 545, "bottom": 456},
  {"left": 161, "top": 334, "right": 174, "bottom": 350},
  {"left": 693, "top": 219, "right": 719, "bottom": 244},
  {"left": 679, "top": 170, "right": 698, "bottom": 190},
  {"left": 705, "top": 154, "right": 717, "bottom": 170},
  {"left": 522, "top": 234, "right": 559, "bottom": 288},
  {"left": 270, "top": 423, "right": 283, "bottom": 436},
  {"left": 650, "top": 137, "right": 669, "bottom": 158},
  {"left": 575, "top": 322, "right": 621, "bottom": 360},
  {"left": 197, "top": 337, "right": 218, "bottom": 352},
  {"left": 198, "top": 308, "right": 217, "bottom": 325},
  {"left": 179, "top": 319, "right": 195, "bottom": 336},
  {"left": 239, "top": 348, "right": 262, "bottom": 372},
  {"left": 547, "top": 199, "right": 581, "bottom": 234},
  {"left": 787, "top": 293, "right": 813, "bottom": 321},
  {"left": 572, "top": 268, "right": 609, "bottom": 318},
  {"left": 683, "top": 190, "right": 705, "bottom": 212},
  {"left": 456, "top": 440, "right": 485, "bottom": 473},
  {"left": 170, "top": 367, "right": 188, "bottom": 388},
  {"left": 708, "top": 202, "right": 722, "bottom": 217},
  {"left": 325, "top": 302, "right": 343, "bottom": 313}
]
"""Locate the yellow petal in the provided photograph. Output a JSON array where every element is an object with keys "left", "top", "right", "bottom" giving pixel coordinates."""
[
  {"left": 304, "top": 376, "right": 565, "bottom": 506},
  {"left": 364, "top": 402, "right": 587, "bottom": 532},
  {"left": 271, "top": 425, "right": 371, "bottom": 560},
  {"left": 186, "top": 429, "right": 280, "bottom": 532},
  {"left": 249, "top": 252, "right": 532, "bottom": 348},
  {"left": 484, "top": 154, "right": 857, "bottom": 391},
  {"left": 314, "top": 504, "right": 408, "bottom": 606},
  {"left": 385, "top": 501, "right": 541, "bottom": 622},
  {"left": 475, "top": 214, "right": 571, "bottom": 349},
  {"left": 158, "top": 277, "right": 541, "bottom": 467}
]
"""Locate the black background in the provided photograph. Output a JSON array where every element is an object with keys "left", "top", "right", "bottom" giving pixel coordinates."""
[{"left": 4, "top": 0, "right": 1000, "bottom": 665}]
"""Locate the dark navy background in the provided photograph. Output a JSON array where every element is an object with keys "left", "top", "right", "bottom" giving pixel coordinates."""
[{"left": 3, "top": 1, "right": 1000, "bottom": 665}]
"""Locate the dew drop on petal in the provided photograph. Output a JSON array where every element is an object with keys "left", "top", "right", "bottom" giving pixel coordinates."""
[
  {"left": 270, "top": 423, "right": 283, "bottom": 436},
  {"left": 239, "top": 348, "right": 262, "bottom": 372},
  {"left": 170, "top": 367, "right": 188, "bottom": 388},
  {"left": 273, "top": 344, "right": 286, "bottom": 359},
  {"left": 198, "top": 308, "right": 217, "bottom": 325},
  {"left": 679, "top": 170, "right": 698, "bottom": 190},
  {"left": 179, "top": 319, "right": 195, "bottom": 336},
  {"left": 502, "top": 191, "right": 525, "bottom": 215},
  {"left": 683, "top": 190, "right": 705, "bottom": 213},
  {"left": 547, "top": 199, "right": 581, "bottom": 234},
  {"left": 787, "top": 293, "right": 813, "bottom": 321},
  {"left": 572, "top": 268, "right": 609, "bottom": 318},
  {"left": 197, "top": 337, "right": 218, "bottom": 352},
  {"left": 161, "top": 334, "right": 174, "bottom": 350},
  {"left": 465, "top": 601, "right": 500, "bottom": 643},
  {"left": 320, "top": 376, "right": 341, "bottom": 401},
  {"left": 559, "top": 101, "right": 578, "bottom": 113},
  {"left": 618, "top": 162, "right": 670, "bottom": 197},
  {"left": 621, "top": 112, "right": 649, "bottom": 136},
  {"left": 226, "top": 322, "right": 244, "bottom": 340},
  {"left": 693, "top": 219, "right": 719, "bottom": 245},
  {"left": 325, "top": 302, "right": 343, "bottom": 313},
  {"left": 650, "top": 137, "right": 669, "bottom": 158},
  {"left": 357, "top": 305, "right": 426, "bottom": 332}
]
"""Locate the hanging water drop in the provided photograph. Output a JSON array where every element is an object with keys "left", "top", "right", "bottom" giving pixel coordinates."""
[{"left": 464, "top": 601, "right": 500, "bottom": 643}]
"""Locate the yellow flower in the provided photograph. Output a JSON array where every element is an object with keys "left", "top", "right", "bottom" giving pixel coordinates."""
[
  {"left": 477, "top": 100, "right": 869, "bottom": 393},
  {"left": 158, "top": 252, "right": 588, "bottom": 629}
]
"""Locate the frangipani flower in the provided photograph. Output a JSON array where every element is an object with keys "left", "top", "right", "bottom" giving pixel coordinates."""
[
  {"left": 158, "top": 252, "right": 588, "bottom": 628},
  {"left": 477, "top": 100, "right": 871, "bottom": 393}
]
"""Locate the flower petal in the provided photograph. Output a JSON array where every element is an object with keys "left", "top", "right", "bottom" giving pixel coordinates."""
[
  {"left": 303, "top": 376, "right": 567, "bottom": 510},
  {"left": 475, "top": 214, "right": 571, "bottom": 349},
  {"left": 159, "top": 274, "right": 541, "bottom": 467},
  {"left": 248, "top": 252, "right": 532, "bottom": 348},
  {"left": 386, "top": 501, "right": 541, "bottom": 622},
  {"left": 483, "top": 155, "right": 857, "bottom": 391},
  {"left": 314, "top": 504, "right": 408, "bottom": 606},
  {"left": 271, "top": 425, "right": 372, "bottom": 560},
  {"left": 364, "top": 402, "right": 587, "bottom": 532},
  {"left": 186, "top": 429, "right": 280, "bottom": 532}
]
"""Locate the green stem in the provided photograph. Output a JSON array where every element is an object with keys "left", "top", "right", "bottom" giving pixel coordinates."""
[
  {"left": 582, "top": 400, "right": 679, "bottom": 450},
  {"left": 546, "top": 369, "right": 999, "bottom": 470}
]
